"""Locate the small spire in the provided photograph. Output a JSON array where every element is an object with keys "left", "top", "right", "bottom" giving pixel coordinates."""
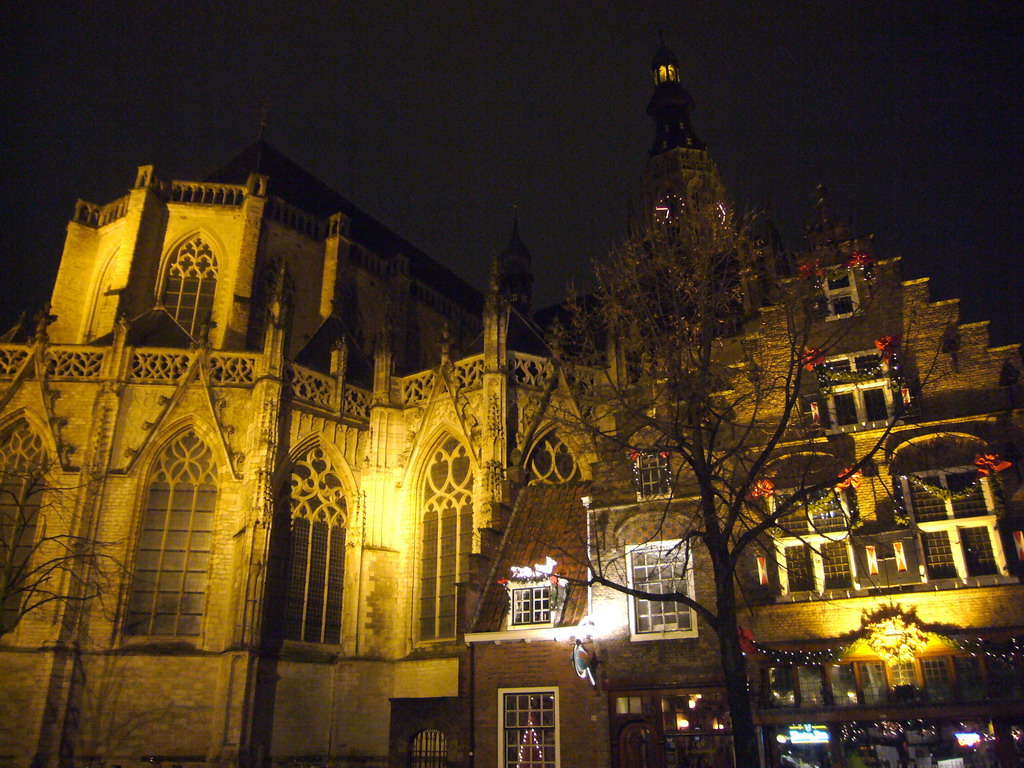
[{"left": 646, "top": 37, "right": 704, "bottom": 156}]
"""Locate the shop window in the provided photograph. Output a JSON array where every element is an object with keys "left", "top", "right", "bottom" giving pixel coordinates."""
[
  {"left": 822, "top": 268, "right": 859, "bottom": 318},
  {"left": 768, "top": 667, "right": 795, "bottom": 707},
  {"left": 796, "top": 666, "right": 825, "bottom": 707},
  {"left": 954, "top": 656, "right": 986, "bottom": 700},
  {"left": 920, "top": 658, "right": 953, "bottom": 701},
  {"left": 634, "top": 452, "right": 671, "bottom": 500},
  {"left": 820, "top": 353, "right": 894, "bottom": 432},
  {"left": 857, "top": 661, "right": 888, "bottom": 705},
  {"left": 827, "top": 664, "right": 858, "bottom": 706},
  {"left": 627, "top": 540, "right": 695, "bottom": 639},
  {"left": 499, "top": 688, "right": 557, "bottom": 768}
]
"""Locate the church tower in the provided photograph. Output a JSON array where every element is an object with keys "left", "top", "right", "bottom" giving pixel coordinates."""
[{"left": 641, "top": 38, "right": 724, "bottom": 220}]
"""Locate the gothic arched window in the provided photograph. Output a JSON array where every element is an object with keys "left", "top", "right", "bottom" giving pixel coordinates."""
[
  {"left": 526, "top": 432, "right": 581, "bottom": 485},
  {"left": 0, "top": 420, "right": 46, "bottom": 633},
  {"left": 126, "top": 431, "right": 216, "bottom": 637},
  {"left": 419, "top": 437, "right": 474, "bottom": 641},
  {"left": 285, "top": 446, "right": 347, "bottom": 644},
  {"left": 161, "top": 235, "right": 218, "bottom": 338}
]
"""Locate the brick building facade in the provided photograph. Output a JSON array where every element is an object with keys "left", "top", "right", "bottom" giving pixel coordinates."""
[{"left": 1, "top": 41, "right": 1022, "bottom": 768}]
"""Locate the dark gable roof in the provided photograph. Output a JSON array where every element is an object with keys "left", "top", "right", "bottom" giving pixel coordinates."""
[
  {"left": 206, "top": 141, "right": 483, "bottom": 314},
  {"left": 473, "top": 481, "right": 591, "bottom": 633}
]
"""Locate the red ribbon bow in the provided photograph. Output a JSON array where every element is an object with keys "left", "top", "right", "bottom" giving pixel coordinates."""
[
  {"left": 975, "top": 453, "right": 1012, "bottom": 476},
  {"left": 874, "top": 334, "right": 902, "bottom": 361},
  {"left": 798, "top": 260, "right": 823, "bottom": 280},
  {"left": 835, "top": 468, "right": 863, "bottom": 490},
  {"left": 748, "top": 479, "right": 775, "bottom": 500},
  {"left": 846, "top": 250, "right": 875, "bottom": 268},
  {"left": 801, "top": 348, "right": 825, "bottom": 371}
]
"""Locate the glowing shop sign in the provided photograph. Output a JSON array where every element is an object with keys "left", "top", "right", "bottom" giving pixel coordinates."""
[
  {"left": 955, "top": 733, "right": 982, "bottom": 748},
  {"left": 789, "top": 724, "right": 830, "bottom": 744}
]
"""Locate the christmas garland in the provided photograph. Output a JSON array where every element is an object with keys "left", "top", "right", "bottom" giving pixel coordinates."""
[{"left": 907, "top": 473, "right": 981, "bottom": 502}]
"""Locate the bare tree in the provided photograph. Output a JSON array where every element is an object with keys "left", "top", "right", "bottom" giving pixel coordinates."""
[
  {"left": 1, "top": 419, "right": 118, "bottom": 635},
  {"left": 549, "top": 197, "right": 911, "bottom": 767}
]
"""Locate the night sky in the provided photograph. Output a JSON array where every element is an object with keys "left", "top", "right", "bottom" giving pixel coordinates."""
[{"left": 3, "top": 1, "right": 1021, "bottom": 344}]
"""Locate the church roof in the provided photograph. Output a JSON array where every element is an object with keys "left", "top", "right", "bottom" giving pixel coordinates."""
[
  {"left": 472, "top": 481, "right": 590, "bottom": 633},
  {"left": 206, "top": 141, "right": 483, "bottom": 314}
]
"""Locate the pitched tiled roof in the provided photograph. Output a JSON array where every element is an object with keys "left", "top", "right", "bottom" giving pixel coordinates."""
[{"left": 473, "top": 481, "right": 591, "bottom": 632}]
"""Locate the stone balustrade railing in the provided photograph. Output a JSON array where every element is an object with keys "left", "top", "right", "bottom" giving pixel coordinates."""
[
  {"left": 72, "top": 196, "right": 130, "bottom": 227},
  {"left": 168, "top": 181, "right": 247, "bottom": 207}
]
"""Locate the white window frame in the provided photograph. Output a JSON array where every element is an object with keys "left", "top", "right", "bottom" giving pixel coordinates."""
[
  {"left": 822, "top": 267, "right": 860, "bottom": 320},
  {"left": 775, "top": 535, "right": 860, "bottom": 595},
  {"left": 901, "top": 468, "right": 1009, "bottom": 582},
  {"left": 822, "top": 351, "right": 896, "bottom": 433},
  {"left": 509, "top": 581, "right": 552, "bottom": 628},
  {"left": 635, "top": 452, "right": 672, "bottom": 501},
  {"left": 498, "top": 687, "right": 559, "bottom": 768},
  {"left": 626, "top": 540, "right": 697, "bottom": 640}
]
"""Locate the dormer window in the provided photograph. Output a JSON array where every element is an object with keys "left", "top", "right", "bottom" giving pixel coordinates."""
[
  {"left": 512, "top": 584, "right": 551, "bottom": 626},
  {"left": 822, "top": 268, "right": 859, "bottom": 319},
  {"left": 817, "top": 352, "right": 897, "bottom": 432},
  {"left": 501, "top": 557, "right": 567, "bottom": 630}
]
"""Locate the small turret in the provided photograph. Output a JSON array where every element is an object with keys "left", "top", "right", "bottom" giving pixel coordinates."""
[
  {"left": 496, "top": 218, "right": 534, "bottom": 313},
  {"left": 646, "top": 37, "right": 705, "bottom": 156}
]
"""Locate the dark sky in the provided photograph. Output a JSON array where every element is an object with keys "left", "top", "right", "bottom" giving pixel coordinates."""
[{"left": 3, "top": 1, "right": 1022, "bottom": 344}]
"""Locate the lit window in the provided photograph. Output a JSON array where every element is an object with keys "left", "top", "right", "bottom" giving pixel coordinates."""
[
  {"left": 500, "top": 688, "right": 558, "bottom": 768},
  {"left": 161, "top": 235, "right": 218, "bottom": 338},
  {"left": 419, "top": 437, "right": 474, "bottom": 641},
  {"left": 126, "top": 431, "right": 216, "bottom": 636},
  {"left": 901, "top": 469, "right": 1006, "bottom": 581},
  {"left": 634, "top": 452, "right": 672, "bottom": 500},
  {"left": 822, "top": 268, "right": 859, "bottom": 319},
  {"left": 627, "top": 541, "right": 695, "bottom": 639},
  {"left": 511, "top": 584, "right": 551, "bottom": 627},
  {"left": 284, "top": 446, "right": 347, "bottom": 644}
]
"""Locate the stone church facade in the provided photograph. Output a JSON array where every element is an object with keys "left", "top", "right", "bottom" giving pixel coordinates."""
[{"left": 2, "top": 43, "right": 1023, "bottom": 768}]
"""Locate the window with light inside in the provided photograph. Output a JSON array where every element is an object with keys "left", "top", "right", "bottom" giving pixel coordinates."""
[{"left": 500, "top": 688, "right": 557, "bottom": 768}]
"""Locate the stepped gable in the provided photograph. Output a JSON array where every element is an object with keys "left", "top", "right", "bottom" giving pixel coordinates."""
[
  {"left": 206, "top": 141, "right": 484, "bottom": 314},
  {"left": 474, "top": 481, "right": 590, "bottom": 632}
]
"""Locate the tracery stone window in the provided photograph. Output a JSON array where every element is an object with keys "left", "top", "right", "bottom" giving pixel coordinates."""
[
  {"left": 527, "top": 432, "right": 581, "bottom": 485},
  {"left": 0, "top": 420, "right": 46, "bottom": 632},
  {"left": 285, "top": 446, "right": 347, "bottom": 644},
  {"left": 419, "top": 437, "right": 474, "bottom": 641},
  {"left": 126, "top": 431, "right": 216, "bottom": 636},
  {"left": 161, "top": 235, "right": 218, "bottom": 338}
]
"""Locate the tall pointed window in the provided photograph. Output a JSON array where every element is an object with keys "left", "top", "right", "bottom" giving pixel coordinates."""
[
  {"left": 161, "top": 235, "right": 218, "bottom": 338},
  {"left": 419, "top": 437, "right": 474, "bottom": 641},
  {"left": 285, "top": 446, "right": 347, "bottom": 644},
  {"left": 0, "top": 420, "right": 46, "bottom": 633},
  {"left": 126, "top": 432, "right": 216, "bottom": 636}
]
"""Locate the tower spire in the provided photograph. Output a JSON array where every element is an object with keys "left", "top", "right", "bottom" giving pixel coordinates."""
[{"left": 646, "top": 39, "right": 704, "bottom": 156}]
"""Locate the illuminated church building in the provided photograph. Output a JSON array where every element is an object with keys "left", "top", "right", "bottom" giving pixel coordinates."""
[{"left": 1, "top": 43, "right": 1023, "bottom": 768}]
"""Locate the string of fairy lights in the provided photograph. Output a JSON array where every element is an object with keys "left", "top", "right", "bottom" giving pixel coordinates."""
[{"left": 751, "top": 634, "right": 1024, "bottom": 666}]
